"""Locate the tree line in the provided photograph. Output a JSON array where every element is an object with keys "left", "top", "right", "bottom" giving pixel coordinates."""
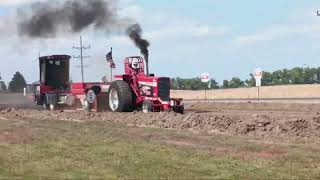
[
  {"left": 0, "top": 71, "right": 27, "bottom": 93},
  {"left": 171, "top": 66, "right": 320, "bottom": 90},
  {"left": 2, "top": 66, "right": 319, "bottom": 92}
]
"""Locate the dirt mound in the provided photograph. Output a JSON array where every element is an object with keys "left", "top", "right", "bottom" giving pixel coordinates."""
[
  {"left": 188, "top": 102, "right": 320, "bottom": 113},
  {"left": 1, "top": 104, "right": 320, "bottom": 138}
]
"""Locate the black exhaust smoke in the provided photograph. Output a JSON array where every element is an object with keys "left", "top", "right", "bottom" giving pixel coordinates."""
[
  {"left": 126, "top": 24, "right": 150, "bottom": 76},
  {"left": 17, "top": 0, "right": 119, "bottom": 37},
  {"left": 17, "top": 0, "right": 151, "bottom": 74}
]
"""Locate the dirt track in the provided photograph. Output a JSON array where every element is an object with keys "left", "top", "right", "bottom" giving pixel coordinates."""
[{"left": 1, "top": 102, "right": 320, "bottom": 138}]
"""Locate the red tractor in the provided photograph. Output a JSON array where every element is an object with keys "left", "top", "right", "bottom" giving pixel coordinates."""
[
  {"left": 34, "top": 55, "right": 108, "bottom": 111},
  {"left": 34, "top": 55, "right": 72, "bottom": 110},
  {"left": 108, "top": 56, "right": 184, "bottom": 113},
  {"left": 34, "top": 55, "right": 184, "bottom": 114}
]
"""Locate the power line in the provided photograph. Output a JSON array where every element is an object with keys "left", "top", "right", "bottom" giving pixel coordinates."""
[{"left": 73, "top": 36, "right": 90, "bottom": 83}]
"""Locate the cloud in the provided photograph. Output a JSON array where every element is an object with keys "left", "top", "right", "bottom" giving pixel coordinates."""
[
  {"left": 0, "top": 15, "right": 16, "bottom": 35},
  {"left": 0, "top": 0, "right": 49, "bottom": 6},
  {"left": 119, "top": 4, "right": 143, "bottom": 21},
  {"left": 145, "top": 24, "right": 229, "bottom": 41},
  {"left": 117, "top": 1, "right": 230, "bottom": 41},
  {"left": 232, "top": 7, "right": 320, "bottom": 45},
  {"left": 234, "top": 24, "right": 320, "bottom": 45}
]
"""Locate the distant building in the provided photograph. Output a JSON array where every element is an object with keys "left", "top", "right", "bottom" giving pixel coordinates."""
[
  {"left": 26, "top": 81, "right": 40, "bottom": 93},
  {"left": 0, "top": 81, "right": 5, "bottom": 92},
  {"left": 0, "top": 75, "right": 6, "bottom": 92}
]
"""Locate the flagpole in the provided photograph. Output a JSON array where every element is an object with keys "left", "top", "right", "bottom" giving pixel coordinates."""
[
  {"left": 110, "top": 47, "right": 113, "bottom": 82},
  {"left": 111, "top": 68, "right": 113, "bottom": 82}
]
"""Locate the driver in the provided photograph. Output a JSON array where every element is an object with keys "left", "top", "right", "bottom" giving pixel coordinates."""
[{"left": 131, "top": 59, "right": 139, "bottom": 70}]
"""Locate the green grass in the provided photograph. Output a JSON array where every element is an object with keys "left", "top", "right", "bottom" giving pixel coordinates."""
[{"left": 0, "top": 120, "right": 319, "bottom": 179}]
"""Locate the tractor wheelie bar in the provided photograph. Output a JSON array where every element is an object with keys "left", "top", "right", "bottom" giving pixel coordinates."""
[{"left": 34, "top": 55, "right": 184, "bottom": 114}]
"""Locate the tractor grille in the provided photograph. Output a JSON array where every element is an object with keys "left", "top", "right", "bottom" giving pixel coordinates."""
[{"left": 158, "top": 78, "right": 170, "bottom": 101}]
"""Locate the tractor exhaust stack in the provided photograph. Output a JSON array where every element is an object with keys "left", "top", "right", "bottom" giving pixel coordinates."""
[{"left": 145, "top": 55, "right": 149, "bottom": 76}]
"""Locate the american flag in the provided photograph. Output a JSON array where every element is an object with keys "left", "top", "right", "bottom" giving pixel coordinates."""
[
  {"left": 106, "top": 50, "right": 116, "bottom": 68},
  {"left": 106, "top": 51, "right": 113, "bottom": 63}
]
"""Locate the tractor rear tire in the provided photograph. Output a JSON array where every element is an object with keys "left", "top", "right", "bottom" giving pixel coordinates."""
[
  {"left": 108, "top": 80, "right": 134, "bottom": 112},
  {"left": 42, "top": 95, "right": 49, "bottom": 110}
]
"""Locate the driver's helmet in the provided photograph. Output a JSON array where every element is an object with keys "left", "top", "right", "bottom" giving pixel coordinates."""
[{"left": 131, "top": 59, "right": 139, "bottom": 69}]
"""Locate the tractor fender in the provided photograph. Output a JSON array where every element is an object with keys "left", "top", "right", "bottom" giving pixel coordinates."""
[
  {"left": 85, "top": 86, "right": 102, "bottom": 95},
  {"left": 91, "top": 86, "right": 102, "bottom": 95}
]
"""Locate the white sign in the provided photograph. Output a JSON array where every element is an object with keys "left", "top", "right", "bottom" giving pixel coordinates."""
[
  {"left": 201, "top": 73, "right": 210, "bottom": 83},
  {"left": 254, "top": 68, "right": 263, "bottom": 87}
]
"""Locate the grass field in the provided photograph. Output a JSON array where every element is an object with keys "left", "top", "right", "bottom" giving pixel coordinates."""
[{"left": 0, "top": 117, "right": 319, "bottom": 179}]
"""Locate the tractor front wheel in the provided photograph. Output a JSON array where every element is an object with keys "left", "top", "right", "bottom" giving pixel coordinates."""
[
  {"left": 173, "top": 105, "right": 184, "bottom": 114},
  {"left": 42, "top": 95, "right": 49, "bottom": 110},
  {"left": 41, "top": 94, "right": 56, "bottom": 111},
  {"left": 142, "top": 100, "right": 153, "bottom": 113},
  {"left": 107, "top": 80, "right": 134, "bottom": 112},
  {"left": 49, "top": 104, "right": 55, "bottom": 111}
]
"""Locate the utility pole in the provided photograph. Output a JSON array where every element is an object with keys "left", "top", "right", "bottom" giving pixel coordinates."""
[{"left": 73, "top": 36, "right": 90, "bottom": 83}]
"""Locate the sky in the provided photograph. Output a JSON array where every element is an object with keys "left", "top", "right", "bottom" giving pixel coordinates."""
[{"left": 0, "top": 0, "right": 320, "bottom": 84}]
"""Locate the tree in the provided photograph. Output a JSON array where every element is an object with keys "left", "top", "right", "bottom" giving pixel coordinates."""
[
  {"left": 171, "top": 78, "right": 178, "bottom": 90},
  {"left": 170, "top": 77, "right": 220, "bottom": 90},
  {"left": 0, "top": 81, "right": 7, "bottom": 92},
  {"left": 209, "top": 79, "right": 219, "bottom": 89},
  {"left": 185, "top": 78, "right": 204, "bottom": 90},
  {"left": 272, "top": 70, "right": 283, "bottom": 85},
  {"left": 282, "top": 69, "right": 290, "bottom": 84},
  {"left": 316, "top": 67, "right": 320, "bottom": 84},
  {"left": 8, "top": 71, "right": 27, "bottom": 92},
  {"left": 229, "top": 77, "right": 245, "bottom": 88},
  {"left": 176, "top": 77, "right": 184, "bottom": 90},
  {"left": 0, "top": 74, "right": 7, "bottom": 92},
  {"left": 172, "top": 65, "right": 320, "bottom": 90},
  {"left": 245, "top": 74, "right": 255, "bottom": 87},
  {"left": 289, "top": 67, "right": 304, "bottom": 84},
  {"left": 304, "top": 68, "right": 317, "bottom": 84},
  {"left": 222, "top": 80, "right": 230, "bottom": 89},
  {"left": 262, "top": 71, "right": 273, "bottom": 86}
]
